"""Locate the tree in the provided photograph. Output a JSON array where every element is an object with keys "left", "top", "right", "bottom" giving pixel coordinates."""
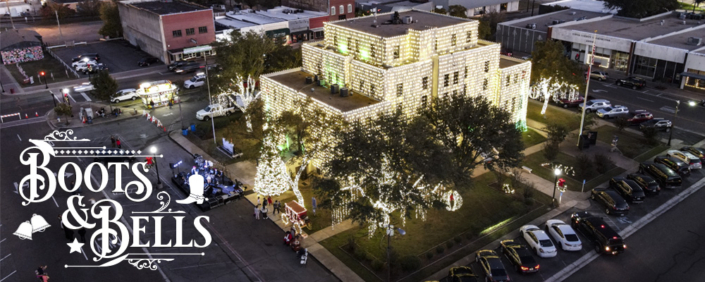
[
  {"left": 478, "top": 19, "right": 491, "bottom": 40},
  {"left": 220, "top": 74, "right": 261, "bottom": 131},
  {"left": 545, "top": 122, "right": 570, "bottom": 145},
  {"left": 40, "top": 1, "right": 76, "bottom": 21},
  {"left": 448, "top": 5, "right": 467, "bottom": 18},
  {"left": 89, "top": 70, "right": 118, "bottom": 112},
  {"left": 479, "top": 11, "right": 505, "bottom": 41},
  {"left": 543, "top": 141, "right": 559, "bottom": 161},
  {"left": 253, "top": 124, "right": 291, "bottom": 196},
  {"left": 54, "top": 103, "right": 72, "bottom": 125},
  {"left": 530, "top": 40, "right": 583, "bottom": 115},
  {"left": 614, "top": 116, "right": 629, "bottom": 131},
  {"left": 694, "top": 0, "right": 705, "bottom": 13},
  {"left": 602, "top": 0, "right": 678, "bottom": 18},
  {"left": 432, "top": 7, "right": 447, "bottom": 14},
  {"left": 98, "top": 0, "right": 122, "bottom": 38},
  {"left": 76, "top": 0, "right": 101, "bottom": 16}
]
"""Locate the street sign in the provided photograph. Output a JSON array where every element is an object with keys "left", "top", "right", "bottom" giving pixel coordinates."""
[{"left": 183, "top": 45, "right": 212, "bottom": 54}]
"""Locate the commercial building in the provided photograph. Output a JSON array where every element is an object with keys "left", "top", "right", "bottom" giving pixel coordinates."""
[
  {"left": 216, "top": 7, "right": 328, "bottom": 43},
  {"left": 0, "top": 29, "right": 43, "bottom": 64},
  {"left": 355, "top": 0, "right": 434, "bottom": 14},
  {"left": 118, "top": 0, "right": 216, "bottom": 64},
  {"left": 282, "top": 0, "right": 355, "bottom": 21},
  {"left": 434, "top": 0, "right": 520, "bottom": 17},
  {"left": 260, "top": 10, "right": 531, "bottom": 130}
]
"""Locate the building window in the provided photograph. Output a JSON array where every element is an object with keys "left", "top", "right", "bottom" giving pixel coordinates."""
[
  {"left": 483, "top": 78, "right": 488, "bottom": 90},
  {"left": 397, "top": 83, "right": 403, "bottom": 97},
  {"left": 359, "top": 80, "right": 364, "bottom": 92},
  {"left": 334, "top": 35, "right": 337, "bottom": 46},
  {"left": 512, "top": 97, "right": 516, "bottom": 113},
  {"left": 451, "top": 34, "right": 456, "bottom": 46},
  {"left": 172, "top": 30, "right": 182, "bottom": 37},
  {"left": 331, "top": 6, "right": 336, "bottom": 15},
  {"left": 463, "top": 84, "right": 467, "bottom": 94},
  {"left": 354, "top": 39, "right": 359, "bottom": 53},
  {"left": 371, "top": 84, "right": 376, "bottom": 96},
  {"left": 421, "top": 95, "right": 428, "bottom": 108},
  {"left": 484, "top": 61, "right": 490, "bottom": 72},
  {"left": 393, "top": 45, "right": 400, "bottom": 59},
  {"left": 397, "top": 103, "right": 403, "bottom": 113},
  {"left": 464, "top": 66, "right": 468, "bottom": 78},
  {"left": 371, "top": 46, "right": 376, "bottom": 58},
  {"left": 453, "top": 71, "right": 459, "bottom": 84},
  {"left": 467, "top": 31, "right": 472, "bottom": 43},
  {"left": 453, "top": 90, "right": 457, "bottom": 96},
  {"left": 422, "top": 76, "right": 428, "bottom": 89},
  {"left": 348, "top": 4, "right": 352, "bottom": 13},
  {"left": 444, "top": 74, "right": 449, "bottom": 87},
  {"left": 506, "top": 75, "right": 510, "bottom": 86},
  {"left": 339, "top": 5, "right": 344, "bottom": 15},
  {"left": 514, "top": 74, "right": 518, "bottom": 83},
  {"left": 199, "top": 26, "right": 208, "bottom": 34},
  {"left": 186, "top": 28, "right": 195, "bottom": 36},
  {"left": 434, "top": 40, "right": 438, "bottom": 51}
]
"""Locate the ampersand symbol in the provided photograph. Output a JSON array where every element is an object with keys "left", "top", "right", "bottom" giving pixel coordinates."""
[{"left": 62, "top": 195, "right": 96, "bottom": 230}]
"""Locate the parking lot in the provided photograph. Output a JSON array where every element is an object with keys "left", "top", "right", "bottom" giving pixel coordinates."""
[
  {"left": 51, "top": 40, "right": 161, "bottom": 77},
  {"left": 440, "top": 167, "right": 705, "bottom": 282}
]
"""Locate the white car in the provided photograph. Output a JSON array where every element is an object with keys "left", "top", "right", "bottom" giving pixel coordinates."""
[
  {"left": 545, "top": 220, "right": 582, "bottom": 251},
  {"left": 112, "top": 88, "right": 138, "bottom": 103},
  {"left": 579, "top": 99, "right": 611, "bottom": 113},
  {"left": 667, "top": 150, "right": 703, "bottom": 170},
  {"left": 72, "top": 59, "right": 98, "bottom": 69},
  {"left": 184, "top": 74, "right": 206, "bottom": 89},
  {"left": 520, "top": 225, "right": 557, "bottom": 258},
  {"left": 596, "top": 105, "right": 629, "bottom": 119},
  {"left": 73, "top": 82, "right": 95, "bottom": 92}
]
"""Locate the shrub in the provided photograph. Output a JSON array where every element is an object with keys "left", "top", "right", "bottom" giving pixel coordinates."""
[
  {"left": 426, "top": 252, "right": 434, "bottom": 260},
  {"left": 454, "top": 236, "right": 462, "bottom": 243},
  {"left": 593, "top": 153, "right": 615, "bottom": 174},
  {"left": 354, "top": 248, "right": 367, "bottom": 261},
  {"left": 436, "top": 245, "right": 445, "bottom": 254},
  {"left": 400, "top": 256, "right": 421, "bottom": 272},
  {"left": 446, "top": 240, "right": 455, "bottom": 249},
  {"left": 347, "top": 236, "right": 356, "bottom": 252},
  {"left": 545, "top": 122, "right": 570, "bottom": 144},
  {"left": 543, "top": 141, "right": 560, "bottom": 161},
  {"left": 575, "top": 154, "right": 597, "bottom": 180},
  {"left": 641, "top": 127, "right": 659, "bottom": 145},
  {"left": 614, "top": 117, "right": 629, "bottom": 131},
  {"left": 371, "top": 259, "right": 384, "bottom": 271},
  {"left": 523, "top": 184, "right": 534, "bottom": 200},
  {"left": 524, "top": 197, "right": 535, "bottom": 206}
]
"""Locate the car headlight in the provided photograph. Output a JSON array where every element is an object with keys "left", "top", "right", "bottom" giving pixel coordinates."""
[{"left": 605, "top": 246, "right": 610, "bottom": 251}]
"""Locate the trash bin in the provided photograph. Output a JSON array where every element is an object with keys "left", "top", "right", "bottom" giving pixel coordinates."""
[
  {"left": 579, "top": 135, "right": 590, "bottom": 149},
  {"left": 182, "top": 128, "right": 188, "bottom": 136},
  {"left": 190, "top": 124, "right": 196, "bottom": 132},
  {"left": 588, "top": 131, "right": 597, "bottom": 145}
]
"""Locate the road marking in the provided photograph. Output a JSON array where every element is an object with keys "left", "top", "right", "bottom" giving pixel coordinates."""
[
  {"left": 162, "top": 113, "right": 173, "bottom": 117},
  {"left": 660, "top": 106, "right": 676, "bottom": 113},
  {"left": 51, "top": 196, "right": 59, "bottom": 208},
  {"left": 0, "top": 270, "right": 16, "bottom": 282},
  {"left": 636, "top": 97, "right": 654, "bottom": 102},
  {"left": 66, "top": 92, "right": 77, "bottom": 102},
  {"left": 0, "top": 238, "right": 5, "bottom": 244},
  {"left": 592, "top": 89, "right": 607, "bottom": 93},
  {"left": 0, "top": 116, "right": 47, "bottom": 129},
  {"left": 16, "top": 134, "right": 21, "bottom": 141},
  {"left": 53, "top": 93, "right": 62, "bottom": 103},
  {"left": 13, "top": 182, "right": 28, "bottom": 194},
  {"left": 0, "top": 254, "right": 10, "bottom": 262},
  {"left": 80, "top": 92, "right": 92, "bottom": 102}
]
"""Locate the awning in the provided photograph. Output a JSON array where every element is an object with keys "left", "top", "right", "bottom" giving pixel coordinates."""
[{"left": 680, "top": 72, "right": 705, "bottom": 80}]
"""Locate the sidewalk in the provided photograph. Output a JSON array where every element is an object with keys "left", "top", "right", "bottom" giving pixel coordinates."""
[
  {"left": 46, "top": 102, "right": 141, "bottom": 129},
  {"left": 168, "top": 131, "right": 365, "bottom": 282}
]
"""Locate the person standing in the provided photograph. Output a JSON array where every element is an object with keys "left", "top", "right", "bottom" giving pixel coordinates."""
[
  {"left": 262, "top": 198, "right": 267, "bottom": 209},
  {"left": 116, "top": 138, "right": 121, "bottom": 149},
  {"left": 312, "top": 197, "right": 317, "bottom": 216},
  {"left": 254, "top": 204, "right": 260, "bottom": 220},
  {"left": 77, "top": 227, "right": 87, "bottom": 243},
  {"left": 257, "top": 197, "right": 261, "bottom": 206},
  {"left": 267, "top": 196, "right": 272, "bottom": 207},
  {"left": 36, "top": 265, "right": 47, "bottom": 282},
  {"left": 110, "top": 136, "right": 116, "bottom": 148},
  {"left": 273, "top": 200, "right": 279, "bottom": 215}
]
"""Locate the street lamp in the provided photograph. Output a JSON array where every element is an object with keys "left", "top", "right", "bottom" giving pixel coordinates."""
[
  {"left": 150, "top": 146, "right": 163, "bottom": 188},
  {"left": 40, "top": 71, "right": 48, "bottom": 89},
  {"left": 50, "top": 91, "right": 56, "bottom": 107},
  {"left": 551, "top": 168, "right": 561, "bottom": 208},
  {"left": 667, "top": 100, "right": 680, "bottom": 146},
  {"left": 386, "top": 224, "right": 406, "bottom": 282}
]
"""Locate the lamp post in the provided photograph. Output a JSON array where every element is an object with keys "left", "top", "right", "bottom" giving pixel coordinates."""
[
  {"left": 386, "top": 224, "right": 406, "bottom": 282},
  {"left": 150, "top": 146, "right": 163, "bottom": 189},
  {"left": 50, "top": 91, "right": 56, "bottom": 107},
  {"left": 41, "top": 71, "right": 48, "bottom": 89},
  {"left": 551, "top": 168, "right": 561, "bottom": 208},
  {"left": 667, "top": 100, "right": 680, "bottom": 146}
]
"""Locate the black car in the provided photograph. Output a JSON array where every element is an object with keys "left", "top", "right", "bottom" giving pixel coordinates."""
[
  {"left": 475, "top": 250, "right": 509, "bottom": 282},
  {"left": 615, "top": 76, "right": 646, "bottom": 89},
  {"left": 448, "top": 266, "right": 478, "bottom": 282},
  {"left": 83, "top": 63, "right": 108, "bottom": 74},
  {"left": 72, "top": 53, "right": 100, "bottom": 62},
  {"left": 654, "top": 156, "right": 690, "bottom": 176},
  {"left": 138, "top": 57, "right": 159, "bottom": 67},
  {"left": 639, "top": 119, "right": 672, "bottom": 131},
  {"left": 681, "top": 146, "right": 705, "bottom": 161},
  {"left": 499, "top": 240, "right": 539, "bottom": 274},
  {"left": 590, "top": 188, "right": 629, "bottom": 216},
  {"left": 175, "top": 63, "right": 204, "bottom": 74},
  {"left": 626, "top": 174, "right": 661, "bottom": 195},
  {"left": 638, "top": 162, "right": 682, "bottom": 189},
  {"left": 608, "top": 177, "right": 646, "bottom": 203},
  {"left": 570, "top": 211, "right": 627, "bottom": 255},
  {"left": 168, "top": 60, "right": 195, "bottom": 71}
]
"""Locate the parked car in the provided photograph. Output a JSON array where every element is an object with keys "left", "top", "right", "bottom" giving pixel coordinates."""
[
  {"left": 654, "top": 156, "right": 691, "bottom": 176},
  {"left": 586, "top": 71, "right": 608, "bottom": 81},
  {"left": 499, "top": 240, "right": 540, "bottom": 274},
  {"left": 590, "top": 188, "right": 629, "bottom": 216},
  {"left": 138, "top": 57, "right": 159, "bottom": 67},
  {"left": 72, "top": 59, "right": 98, "bottom": 69},
  {"left": 73, "top": 82, "right": 95, "bottom": 92},
  {"left": 520, "top": 225, "right": 557, "bottom": 258},
  {"left": 596, "top": 105, "right": 629, "bottom": 119},
  {"left": 71, "top": 53, "right": 100, "bottom": 62},
  {"left": 556, "top": 96, "right": 584, "bottom": 108},
  {"left": 626, "top": 173, "right": 661, "bottom": 195},
  {"left": 639, "top": 119, "right": 672, "bottom": 131},
  {"left": 475, "top": 250, "right": 510, "bottom": 282},
  {"left": 545, "top": 220, "right": 582, "bottom": 251},
  {"left": 168, "top": 61, "right": 196, "bottom": 71},
  {"left": 627, "top": 111, "right": 653, "bottom": 125},
  {"left": 680, "top": 146, "right": 705, "bottom": 161},
  {"left": 112, "top": 88, "right": 138, "bottom": 103},
  {"left": 608, "top": 177, "right": 646, "bottom": 203},
  {"left": 448, "top": 266, "right": 478, "bottom": 282},
  {"left": 570, "top": 211, "right": 627, "bottom": 255},
  {"left": 175, "top": 63, "right": 204, "bottom": 74},
  {"left": 667, "top": 150, "right": 702, "bottom": 170},
  {"left": 615, "top": 76, "right": 646, "bottom": 89},
  {"left": 184, "top": 74, "right": 206, "bottom": 89},
  {"left": 579, "top": 99, "right": 611, "bottom": 113},
  {"left": 638, "top": 162, "right": 682, "bottom": 189},
  {"left": 82, "top": 63, "right": 108, "bottom": 74}
]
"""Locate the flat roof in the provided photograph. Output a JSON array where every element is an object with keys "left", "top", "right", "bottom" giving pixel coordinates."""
[
  {"left": 267, "top": 71, "right": 380, "bottom": 112},
  {"left": 215, "top": 17, "right": 258, "bottom": 30},
  {"left": 542, "top": 0, "right": 619, "bottom": 14},
  {"left": 568, "top": 14, "right": 705, "bottom": 41},
  {"left": 331, "top": 10, "right": 470, "bottom": 38},
  {"left": 499, "top": 56, "right": 525, "bottom": 68},
  {"left": 647, "top": 27, "right": 705, "bottom": 51},
  {"left": 226, "top": 11, "right": 286, "bottom": 24},
  {"left": 506, "top": 9, "right": 608, "bottom": 33},
  {"left": 257, "top": 6, "right": 328, "bottom": 20},
  {"left": 129, "top": 1, "right": 209, "bottom": 15}
]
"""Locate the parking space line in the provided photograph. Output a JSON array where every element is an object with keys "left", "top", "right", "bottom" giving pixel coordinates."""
[
  {"left": 0, "top": 254, "right": 10, "bottom": 262},
  {"left": 604, "top": 217, "right": 621, "bottom": 231},
  {"left": 636, "top": 97, "right": 654, "bottom": 102},
  {"left": 66, "top": 92, "right": 76, "bottom": 103},
  {"left": 0, "top": 270, "right": 16, "bottom": 282},
  {"left": 80, "top": 247, "right": 88, "bottom": 260},
  {"left": 80, "top": 92, "right": 92, "bottom": 102},
  {"left": 0, "top": 238, "right": 6, "bottom": 244},
  {"left": 51, "top": 196, "right": 59, "bottom": 208}
]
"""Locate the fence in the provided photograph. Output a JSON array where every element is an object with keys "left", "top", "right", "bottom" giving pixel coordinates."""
[
  {"left": 44, "top": 46, "right": 80, "bottom": 79},
  {"left": 0, "top": 113, "right": 21, "bottom": 123}
]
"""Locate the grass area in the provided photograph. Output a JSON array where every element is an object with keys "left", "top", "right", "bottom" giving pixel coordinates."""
[
  {"left": 634, "top": 145, "right": 670, "bottom": 162},
  {"left": 522, "top": 150, "right": 625, "bottom": 192},
  {"left": 319, "top": 172, "right": 553, "bottom": 282},
  {"left": 679, "top": 3, "right": 705, "bottom": 12},
  {"left": 5, "top": 57, "right": 75, "bottom": 87},
  {"left": 522, "top": 128, "right": 547, "bottom": 148},
  {"left": 185, "top": 112, "right": 246, "bottom": 165},
  {"left": 277, "top": 180, "right": 332, "bottom": 234},
  {"left": 594, "top": 126, "right": 662, "bottom": 158},
  {"left": 527, "top": 100, "right": 581, "bottom": 130}
]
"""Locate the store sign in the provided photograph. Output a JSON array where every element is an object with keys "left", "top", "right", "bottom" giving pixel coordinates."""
[
  {"left": 266, "top": 28, "right": 290, "bottom": 38},
  {"left": 184, "top": 45, "right": 213, "bottom": 54},
  {"left": 289, "top": 18, "right": 309, "bottom": 33},
  {"left": 552, "top": 28, "right": 631, "bottom": 52}
]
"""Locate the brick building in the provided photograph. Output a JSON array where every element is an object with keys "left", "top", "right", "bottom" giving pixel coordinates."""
[
  {"left": 282, "top": 0, "right": 355, "bottom": 21},
  {"left": 118, "top": 0, "right": 216, "bottom": 64}
]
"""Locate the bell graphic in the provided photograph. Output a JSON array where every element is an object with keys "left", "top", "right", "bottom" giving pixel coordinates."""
[
  {"left": 176, "top": 174, "right": 205, "bottom": 205},
  {"left": 13, "top": 221, "right": 33, "bottom": 240},
  {"left": 31, "top": 214, "right": 51, "bottom": 233}
]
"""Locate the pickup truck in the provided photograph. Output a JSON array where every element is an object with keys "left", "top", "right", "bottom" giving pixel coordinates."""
[{"left": 196, "top": 104, "right": 236, "bottom": 120}]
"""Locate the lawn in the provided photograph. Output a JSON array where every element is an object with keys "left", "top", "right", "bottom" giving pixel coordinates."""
[
  {"left": 527, "top": 100, "right": 581, "bottom": 130},
  {"left": 277, "top": 180, "right": 332, "bottom": 234},
  {"left": 6, "top": 57, "right": 76, "bottom": 87},
  {"left": 319, "top": 172, "right": 553, "bottom": 282},
  {"left": 522, "top": 128, "right": 547, "bottom": 148},
  {"left": 594, "top": 125, "right": 662, "bottom": 158},
  {"left": 185, "top": 112, "right": 246, "bottom": 165},
  {"left": 523, "top": 150, "right": 626, "bottom": 192},
  {"left": 680, "top": 3, "right": 705, "bottom": 12}
]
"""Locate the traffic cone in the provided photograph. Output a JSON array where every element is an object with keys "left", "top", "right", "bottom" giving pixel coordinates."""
[
  {"left": 163, "top": 126, "right": 167, "bottom": 132},
  {"left": 25, "top": 114, "right": 28, "bottom": 119},
  {"left": 35, "top": 112, "right": 38, "bottom": 117}
]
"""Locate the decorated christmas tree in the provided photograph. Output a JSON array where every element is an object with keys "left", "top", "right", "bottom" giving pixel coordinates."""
[{"left": 253, "top": 128, "right": 290, "bottom": 196}]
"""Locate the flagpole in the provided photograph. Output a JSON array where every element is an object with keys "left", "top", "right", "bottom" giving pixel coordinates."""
[{"left": 577, "top": 30, "right": 598, "bottom": 147}]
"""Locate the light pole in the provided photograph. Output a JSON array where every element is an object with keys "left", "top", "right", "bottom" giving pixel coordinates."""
[
  {"left": 50, "top": 91, "right": 56, "bottom": 107},
  {"left": 551, "top": 168, "right": 561, "bottom": 208},
  {"left": 150, "top": 146, "right": 163, "bottom": 189},
  {"left": 386, "top": 224, "right": 406, "bottom": 282},
  {"left": 41, "top": 71, "right": 48, "bottom": 89},
  {"left": 667, "top": 100, "right": 680, "bottom": 146}
]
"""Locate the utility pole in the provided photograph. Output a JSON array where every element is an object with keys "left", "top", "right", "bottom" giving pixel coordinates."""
[
  {"left": 577, "top": 31, "right": 598, "bottom": 147},
  {"left": 204, "top": 51, "right": 216, "bottom": 146},
  {"left": 55, "top": 10, "right": 64, "bottom": 43}
]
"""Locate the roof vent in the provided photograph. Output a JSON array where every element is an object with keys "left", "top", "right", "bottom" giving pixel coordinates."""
[
  {"left": 525, "top": 23, "right": 537, "bottom": 29},
  {"left": 687, "top": 37, "right": 702, "bottom": 46}
]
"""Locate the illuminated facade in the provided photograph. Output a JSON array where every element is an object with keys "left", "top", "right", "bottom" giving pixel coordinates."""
[{"left": 261, "top": 9, "right": 530, "bottom": 127}]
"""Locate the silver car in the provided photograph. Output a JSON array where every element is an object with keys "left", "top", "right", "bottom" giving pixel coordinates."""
[
  {"left": 580, "top": 99, "right": 611, "bottom": 113},
  {"left": 596, "top": 105, "right": 629, "bottom": 119}
]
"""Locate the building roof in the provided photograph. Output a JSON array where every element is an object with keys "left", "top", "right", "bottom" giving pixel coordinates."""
[
  {"left": 567, "top": 13, "right": 705, "bottom": 41},
  {"left": 645, "top": 27, "right": 705, "bottom": 51},
  {"left": 504, "top": 9, "right": 608, "bottom": 33},
  {"left": 128, "top": 1, "right": 210, "bottom": 15},
  {"left": 256, "top": 6, "right": 328, "bottom": 20},
  {"left": 330, "top": 10, "right": 470, "bottom": 38},
  {"left": 267, "top": 70, "right": 380, "bottom": 112},
  {"left": 542, "top": 0, "right": 618, "bottom": 14},
  {"left": 215, "top": 17, "right": 259, "bottom": 30},
  {"left": 226, "top": 10, "right": 286, "bottom": 24},
  {"left": 499, "top": 56, "right": 526, "bottom": 68},
  {"left": 449, "top": 0, "right": 526, "bottom": 9},
  {"left": 0, "top": 29, "right": 42, "bottom": 50}
]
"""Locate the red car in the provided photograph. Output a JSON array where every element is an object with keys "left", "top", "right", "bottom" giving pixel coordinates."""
[
  {"left": 627, "top": 111, "right": 653, "bottom": 125},
  {"left": 556, "top": 96, "right": 585, "bottom": 108}
]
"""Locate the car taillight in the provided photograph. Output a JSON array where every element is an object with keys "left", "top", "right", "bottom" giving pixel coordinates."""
[
  {"left": 612, "top": 205, "right": 617, "bottom": 210},
  {"left": 535, "top": 265, "right": 540, "bottom": 270},
  {"left": 521, "top": 266, "right": 529, "bottom": 271}
]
